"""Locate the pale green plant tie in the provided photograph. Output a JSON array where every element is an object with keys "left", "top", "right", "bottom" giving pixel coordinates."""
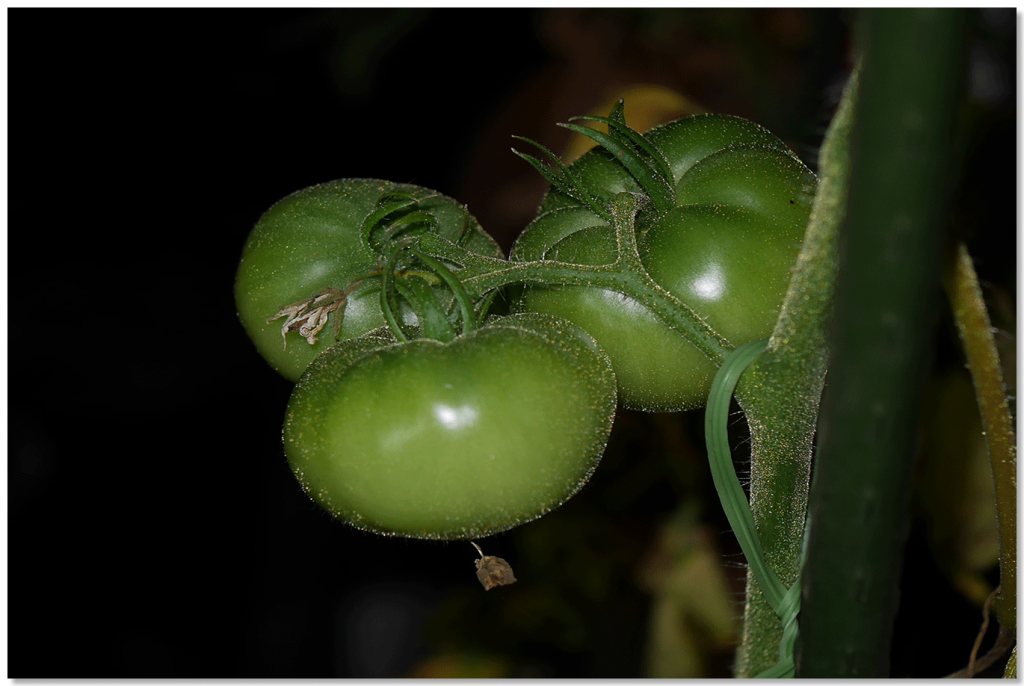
[{"left": 705, "top": 339, "right": 801, "bottom": 678}]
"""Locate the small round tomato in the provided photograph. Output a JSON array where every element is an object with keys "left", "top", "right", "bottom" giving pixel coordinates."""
[
  {"left": 512, "top": 114, "right": 817, "bottom": 411},
  {"left": 283, "top": 313, "right": 617, "bottom": 540},
  {"left": 235, "top": 179, "right": 503, "bottom": 382}
]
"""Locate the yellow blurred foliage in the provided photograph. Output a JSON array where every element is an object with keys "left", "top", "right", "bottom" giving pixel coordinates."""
[
  {"left": 636, "top": 511, "right": 739, "bottom": 677},
  {"left": 916, "top": 370, "right": 1001, "bottom": 607}
]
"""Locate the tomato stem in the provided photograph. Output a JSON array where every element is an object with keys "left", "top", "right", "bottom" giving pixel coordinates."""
[
  {"left": 417, "top": 231, "right": 732, "bottom": 364},
  {"left": 729, "top": 63, "right": 859, "bottom": 678},
  {"left": 944, "top": 242, "right": 1016, "bottom": 635}
]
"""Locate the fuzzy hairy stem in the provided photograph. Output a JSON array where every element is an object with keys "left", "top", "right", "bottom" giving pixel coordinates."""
[
  {"left": 729, "top": 63, "right": 858, "bottom": 679},
  {"left": 944, "top": 243, "right": 1016, "bottom": 634},
  {"left": 418, "top": 231, "right": 733, "bottom": 363}
]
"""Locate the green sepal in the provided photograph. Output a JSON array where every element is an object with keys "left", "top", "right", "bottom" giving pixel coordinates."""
[
  {"left": 475, "top": 289, "right": 501, "bottom": 327},
  {"left": 392, "top": 275, "right": 456, "bottom": 343},
  {"left": 568, "top": 114, "right": 675, "bottom": 188},
  {"left": 382, "top": 210, "right": 438, "bottom": 243},
  {"left": 607, "top": 98, "right": 627, "bottom": 126},
  {"left": 410, "top": 249, "right": 478, "bottom": 336},
  {"left": 379, "top": 247, "right": 411, "bottom": 343},
  {"left": 455, "top": 211, "right": 475, "bottom": 247},
  {"left": 558, "top": 122, "right": 676, "bottom": 215},
  {"left": 511, "top": 136, "right": 612, "bottom": 221},
  {"left": 360, "top": 195, "right": 418, "bottom": 247}
]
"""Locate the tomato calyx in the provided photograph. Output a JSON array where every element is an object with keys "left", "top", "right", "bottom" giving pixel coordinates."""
[
  {"left": 512, "top": 135, "right": 612, "bottom": 222},
  {"left": 560, "top": 114, "right": 676, "bottom": 216},
  {"left": 513, "top": 100, "right": 680, "bottom": 220},
  {"left": 360, "top": 190, "right": 437, "bottom": 252},
  {"left": 262, "top": 190, "right": 499, "bottom": 349},
  {"left": 371, "top": 239, "right": 489, "bottom": 346},
  {"left": 355, "top": 191, "right": 496, "bottom": 344}
]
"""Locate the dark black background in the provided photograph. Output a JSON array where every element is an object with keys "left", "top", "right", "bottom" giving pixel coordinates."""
[
  {"left": 9, "top": 9, "right": 1016, "bottom": 678},
  {"left": 11, "top": 9, "right": 551, "bottom": 677}
]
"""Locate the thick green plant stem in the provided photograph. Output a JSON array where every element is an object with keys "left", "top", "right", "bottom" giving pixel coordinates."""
[
  {"left": 707, "top": 340, "right": 802, "bottom": 678},
  {"left": 797, "top": 9, "right": 969, "bottom": 677},
  {"left": 944, "top": 243, "right": 1017, "bottom": 634},
  {"left": 729, "top": 64, "right": 858, "bottom": 678}
]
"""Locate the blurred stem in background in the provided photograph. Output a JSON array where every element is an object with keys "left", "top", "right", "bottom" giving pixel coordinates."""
[
  {"left": 943, "top": 243, "right": 1017, "bottom": 677},
  {"left": 797, "top": 8, "right": 969, "bottom": 677},
  {"left": 944, "top": 244, "right": 1017, "bottom": 635}
]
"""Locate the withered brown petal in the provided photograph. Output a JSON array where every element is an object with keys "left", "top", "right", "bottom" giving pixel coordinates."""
[{"left": 475, "top": 555, "right": 517, "bottom": 591}]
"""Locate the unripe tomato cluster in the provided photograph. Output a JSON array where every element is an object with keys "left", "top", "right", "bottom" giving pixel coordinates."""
[
  {"left": 235, "top": 109, "right": 817, "bottom": 540},
  {"left": 513, "top": 114, "right": 817, "bottom": 410}
]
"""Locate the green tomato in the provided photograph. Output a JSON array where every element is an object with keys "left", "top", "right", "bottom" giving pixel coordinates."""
[
  {"left": 235, "top": 179, "right": 503, "bottom": 381},
  {"left": 512, "top": 114, "right": 817, "bottom": 411},
  {"left": 283, "top": 313, "right": 617, "bottom": 540}
]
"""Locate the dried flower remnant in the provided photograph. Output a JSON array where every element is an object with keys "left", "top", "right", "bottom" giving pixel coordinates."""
[
  {"left": 471, "top": 542, "right": 516, "bottom": 590},
  {"left": 267, "top": 285, "right": 358, "bottom": 348}
]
